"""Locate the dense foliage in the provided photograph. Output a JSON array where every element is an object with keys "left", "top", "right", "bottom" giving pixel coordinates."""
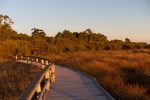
[{"left": 0, "top": 14, "right": 150, "bottom": 58}]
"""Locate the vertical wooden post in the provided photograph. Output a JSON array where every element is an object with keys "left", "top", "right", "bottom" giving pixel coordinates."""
[
  {"left": 21, "top": 56, "right": 23, "bottom": 60},
  {"left": 49, "top": 69, "right": 52, "bottom": 76},
  {"left": 41, "top": 65, "right": 45, "bottom": 69},
  {"left": 45, "top": 69, "right": 51, "bottom": 91},
  {"left": 31, "top": 57, "right": 34, "bottom": 64},
  {"left": 36, "top": 58, "right": 39, "bottom": 63},
  {"left": 46, "top": 60, "right": 49, "bottom": 65},
  {"left": 51, "top": 64, "right": 55, "bottom": 73},
  {"left": 41, "top": 59, "right": 44, "bottom": 65},
  {"left": 41, "top": 59, "right": 45, "bottom": 69},
  {"left": 46, "top": 81, "right": 50, "bottom": 91},
  {"left": 36, "top": 84, "right": 41, "bottom": 93},
  {"left": 51, "top": 74, "right": 55, "bottom": 83},
  {"left": 27, "top": 57, "right": 30, "bottom": 64},
  {"left": 16, "top": 55, "right": 18, "bottom": 62},
  {"left": 51, "top": 64, "right": 55, "bottom": 83},
  {"left": 45, "top": 70, "right": 50, "bottom": 79}
]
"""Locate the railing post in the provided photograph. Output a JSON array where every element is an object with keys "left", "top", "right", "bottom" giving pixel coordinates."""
[
  {"left": 36, "top": 84, "right": 41, "bottom": 99},
  {"left": 51, "top": 64, "right": 55, "bottom": 83},
  {"left": 51, "top": 64, "right": 55, "bottom": 74},
  {"left": 36, "top": 84, "right": 41, "bottom": 92},
  {"left": 46, "top": 60, "right": 49, "bottom": 65},
  {"left": 21, "top": 55, "right": 23, "bottom": 60},
  {"left": 45, "top": 70, "right": 50, "bottom": 79},
  {"left": 49, "top": 69, "right": 52, "bottom": 77},
  {"left": 36, "top": 58, "right": 39, "bottom": 63},
  {"left": 46, "top": 81, "right": 50, "bottom": 91},
  {"left": 41, "top": 59, "right": 44, "bottom": 65},
  {"left": 41, "top": 59, "right": 45, "bottom": 69},
  {"left": 16, "top": 55, "right": 18, "bottom": 62},
  {"left": 27, "top": 57, "right": 30, "bottom": 64},
  {"left": 31, "top": 57, "right": 34, "bottom": 65},
  {"left": 45, "top": 70, "right": 50, "bottom": 91}
]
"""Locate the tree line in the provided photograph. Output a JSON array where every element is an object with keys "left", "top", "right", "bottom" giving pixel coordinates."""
[{"left": 0, "top": 14, "right": 150, "bottom": 57}]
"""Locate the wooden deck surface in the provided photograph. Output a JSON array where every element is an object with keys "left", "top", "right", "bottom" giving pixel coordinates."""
[
  {"left": 46, "top": 65, "right": 113, "bottom": 100},
  {"left": 17, "top": 60, "right": 114, "bottom": 100}
]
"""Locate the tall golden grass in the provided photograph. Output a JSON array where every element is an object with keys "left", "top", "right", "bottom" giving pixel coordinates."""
[
  {"left": 0, "top": 61, "right": 41, "bottom": 100},
  {"left": 48, "top": 50, "right": 150, "bottom": 100}
]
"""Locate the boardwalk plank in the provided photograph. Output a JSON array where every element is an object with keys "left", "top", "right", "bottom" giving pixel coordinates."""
[
  {"left": 46, "top": 65, "right": 111, "bottom": 100},
  {"left": 18, "top": 60, "right": 114, "bottom": 100}
]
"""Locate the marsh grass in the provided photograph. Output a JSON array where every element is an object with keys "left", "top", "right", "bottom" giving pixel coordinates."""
[
  {"left": 48, "top": 50, "right": 150, "bottom": 100},
  {"left": 0, "top": 61, "right": 41, "bottom": 100}
]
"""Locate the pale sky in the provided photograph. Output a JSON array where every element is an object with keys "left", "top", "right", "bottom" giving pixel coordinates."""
[{"left": 0, "top": 0, "right": 150, "bottom": 43}]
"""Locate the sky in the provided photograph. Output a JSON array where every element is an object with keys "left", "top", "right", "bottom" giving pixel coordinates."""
[{"left": 0, "top": 0, "right": 150, "bottom": 43}]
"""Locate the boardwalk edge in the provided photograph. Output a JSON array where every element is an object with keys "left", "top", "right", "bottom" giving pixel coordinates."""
[{"left": 58, "top": 65, "right": 116, "bottom": 100}]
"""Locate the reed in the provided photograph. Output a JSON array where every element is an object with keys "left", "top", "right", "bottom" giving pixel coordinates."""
[
  {"left": 48, "top": 50, "right": 150, "bottom": 100},
  {"left": 0, "top": 61, "right": 41, "bottom": 100}
]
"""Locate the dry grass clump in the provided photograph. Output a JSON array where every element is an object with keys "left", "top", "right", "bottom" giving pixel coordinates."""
[
  {"left": 0, "top": 61, "right": 41, "bottom": 100},
  {"left": 48, "top": 50, "right": 150, "bottom": 100}
]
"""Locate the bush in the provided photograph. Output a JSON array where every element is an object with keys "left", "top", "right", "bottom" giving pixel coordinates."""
[
  {"left": 104, "top": 45, "right": 111, "bottom": 50},
  {"left": 122, "top": 44, "right": 131, "bottom": 50}
]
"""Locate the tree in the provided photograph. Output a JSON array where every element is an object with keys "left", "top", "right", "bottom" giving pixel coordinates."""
[
  {"left": 31, "top": 37, "right": 48, "bottom": 54},
  {"left": 55, "top": 32, "right": 63, "bottom": 38},
  {"left": 110, "top": 39, "right": 123, "bottom": 50},
  {"left": 85, "top": 29, "right": 92, "bottom": 34},
  {"left": 104, "top": 45, "right": 111, "bottom": 50},
  {"left": 62, "top": 30, "right": 76, "bottom": 40},
  {"left": 31, "top": 28, "right": 46, "bottom": 38},
  {"left": 125, "top": 38, "right": 131, "bottom": 43},
  {"left": 16, "top": 33, "right": 30, "bottom": 40},
  {"left": 0, "top": 15, "right": 14, "bottom": 26},
  {"left": 122, "top": 44, "right": 131, "bottom": 50},
  {"left": 78, "top": 31, "right": 89, "bottom": 41},
  {"left": 0, "top": 14, "right": 16, "bottom": 40},
  {"left": 144, "top": 44, "right": 150, "bottom": 49},
  {"left": 31, "top": 28, "right": 48, "bottom": 54}
]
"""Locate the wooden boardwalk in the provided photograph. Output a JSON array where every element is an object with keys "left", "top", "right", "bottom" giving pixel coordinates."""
[
  {"left": 17, "top": 57, "right": 115, "bottom": 100},
  {"left": 46, "top": 65, "right": 114, "bottom": 100}
]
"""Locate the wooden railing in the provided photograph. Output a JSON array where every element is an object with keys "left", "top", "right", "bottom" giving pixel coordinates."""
[{"left": 16, "top": 55, "right": 55, "bottom": 100}]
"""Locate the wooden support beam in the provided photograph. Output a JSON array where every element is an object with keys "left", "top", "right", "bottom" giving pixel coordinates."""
[
  {"left": 45, "top": 70, "right": 51, "bottom": 91},
  {"left": 51, "top": 74, "right": 55, "bottom": 83},
  {"left": 41, "top": 59, "right": 44, "bottom": 65},
  {"left": 51, "top": 64, "right": 55, "bottom": 83},
  {"left": 46, "top": 81, "right": 50, "bottom": 91},
  {"left": 21, "top": 56, "right": 23, "bottom": 60},
  {"left": 45, "top": 70, "right": 50, "bottom": 79},
  {"left": 49, "top": 70, "right": 52, "bottom": 76},
  {"left": 27, "top": 57, "right": 30, "bottom": 64},
  {"left": 46, "top": 60, "right": 49, "bottom": 65},
  {"left": 51, "top": 64, "right": 55, "bottom": 73},
  {"left": 16, "top": 55, "right": 18, "bottom": 62},
  {"left": 31, "top": 57, "right": 33, "bottom": 65},
  {"left": 41, "top": 65, "right": 45, "bottom": 69},
  {"left": 36, "top": 58, "right": 39, "bottom": 63},
  {"left": 36, "top": 84, "right": 41, "bottom": 93}
]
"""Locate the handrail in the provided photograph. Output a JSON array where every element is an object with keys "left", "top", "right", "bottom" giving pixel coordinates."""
[
  {"left": 16, "top": 55, "right": 55, "bottom": 100},
  {"left": 16, "top": 55, "right": 54, "bottom": 64}
]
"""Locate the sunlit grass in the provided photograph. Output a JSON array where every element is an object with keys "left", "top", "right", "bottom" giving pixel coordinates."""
[
  {"left": 48, "top": 50, "right": 150, "bottom": 100},
  {"left": 0, "top": 61, "right": 41, "bottom": 100}
]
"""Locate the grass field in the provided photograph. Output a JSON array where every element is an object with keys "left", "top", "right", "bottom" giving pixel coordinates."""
[
  {"left": 0, "top": 50, "right": 150, "bottom": 100},
  {"left": 0, "top": 61, "right": 41, "bottom": 100},
  {"left": 48, "top": 50, "right": 150, "bottom": 100}
]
